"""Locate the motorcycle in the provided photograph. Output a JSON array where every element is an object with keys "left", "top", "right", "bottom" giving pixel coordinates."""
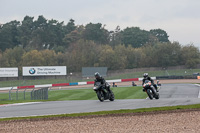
[
  {"left": 143, "top": 80, "right": 159, "bottom": 100},
  {"left": 132, "top": 81, "right": 137, "bottom": 86},
  {"left": 157, "top": 80, "right": 161, "bottom": 86},
  {"left": 93, "top": 82, "right": 115, "bottom": 102},
  {"left": 112, "top": 82, "right": 118, "bottom": 87}
]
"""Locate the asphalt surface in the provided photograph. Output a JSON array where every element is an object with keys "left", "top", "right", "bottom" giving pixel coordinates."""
[{"left": 0, "top": 84, "right": 200, "bottom": 118}]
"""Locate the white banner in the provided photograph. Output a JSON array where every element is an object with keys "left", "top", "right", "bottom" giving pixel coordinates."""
[
  {"left": 23, "top": 66, "right": 67, "bottom": 76},
  {"left": 0, "top": 68, "right": 18, "bottom": 77}
]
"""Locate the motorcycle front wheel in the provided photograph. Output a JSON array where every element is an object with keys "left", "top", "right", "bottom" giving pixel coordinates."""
[
  {"left": 97, "top": 91, "right": 104, "bottom": 102},
  {"left": 147, "top": 89, "right": 153, "bottom": 100}
]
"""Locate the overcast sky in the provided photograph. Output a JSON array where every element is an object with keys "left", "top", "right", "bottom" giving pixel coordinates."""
[{"left": 1, "top": 0, "right": 200, "bottom": 47}]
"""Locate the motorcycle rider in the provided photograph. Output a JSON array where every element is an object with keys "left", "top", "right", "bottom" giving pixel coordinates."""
[
  {"left": 142, "top": 73, "right": 158, "bottom": 92},
  {"left": 94, "top": 72, "right": 111, "bottom": 93}
]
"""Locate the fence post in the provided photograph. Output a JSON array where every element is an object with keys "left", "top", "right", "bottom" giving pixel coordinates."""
[
  {"left": 31, "top": 88, "right": 34, "bottom": 100},
  {"left": 16, "top": 89, "right": 18, "bottom": 100},
  {"left": 9, "top": 87, "right": 13, "bottom": 100},
  {"left": 34, "top": 90, "right": 36, "bottom": 100},
  {"left": 45, "top": 87, "right": 48, "bottom": 100},
  {"left": 39, "top": 89, "right": 41, "bottom": 100},
  {"left": 24, "top": 89, "right": 26, "bottom": 100},
  {"left": 41, "top": 88, "right": 44, "bottom": 100}
]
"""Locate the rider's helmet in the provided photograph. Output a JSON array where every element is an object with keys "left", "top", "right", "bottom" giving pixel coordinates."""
[
  {"left": 95, "top": 72, "right": 101, "bottom": 80},
  {"left": 143, "top": 73, "right": 148, "bottom": 79}
]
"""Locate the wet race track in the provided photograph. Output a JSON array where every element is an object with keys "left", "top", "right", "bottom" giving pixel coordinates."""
[{"left": 0, "top": 83, "right": 200, "bottom": 118}]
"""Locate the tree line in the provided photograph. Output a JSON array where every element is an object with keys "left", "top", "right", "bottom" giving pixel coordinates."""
[
  {"left": 0, "top": 15, "right": 199, "bottom": 73},
  {"left": 0, "top": 15, "right": 169, "bottom": 51},
  {"left": 0, "top": 40, "right": 199, "bottom": 73}
]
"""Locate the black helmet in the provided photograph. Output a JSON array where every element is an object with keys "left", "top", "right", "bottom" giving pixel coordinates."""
[
  {"left": 143, "top": 73, "right": 148, "bottom": 78},
  {"left": 95, "top": 72, "right": 101, "bottom": 79}
]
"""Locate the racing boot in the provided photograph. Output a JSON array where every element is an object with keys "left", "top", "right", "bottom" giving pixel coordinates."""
[
  {"left": 153, "top": 84, "right": 159, "bottom": 92},
  {"left": 106, "top": 86, "right": 111, "bottom": 93}
]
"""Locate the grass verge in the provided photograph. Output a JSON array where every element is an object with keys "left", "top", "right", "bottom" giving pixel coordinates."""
[
  {"left": 0, "top": 86, "right": 146, "bottom": 104},
  {"left": 1, "top": 104, "right": 200, "bottom": 122}
]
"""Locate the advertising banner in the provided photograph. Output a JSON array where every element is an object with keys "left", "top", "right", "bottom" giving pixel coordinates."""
[
  {"left": 23, "top": 66, "right": 67, "bottom": 76},
  {"left": 0, "top": 68, "right": 18, "bottom": 77}
]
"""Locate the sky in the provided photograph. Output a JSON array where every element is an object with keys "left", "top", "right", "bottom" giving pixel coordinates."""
[{"left": 0, "top": 0, "right": 200, "bottom": 47}]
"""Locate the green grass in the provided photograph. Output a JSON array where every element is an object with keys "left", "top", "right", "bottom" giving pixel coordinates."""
[
  {"left": 0, "top": 86, "right": 146, "bottom": 104},
  {"left": 48, "top": 86, "right": 146, "bottom": 101},
  {"left": 0, "top": 78, "right": 86, "bottom": 88},
  {"left": 1, "top": 103, "right": 200, "bottom": 122},
  {"left": 0, "top": 92, "right": 10, "bottom": 101},
  {"left": 0, "top": 68, "right": 199, "bottom": 88}
]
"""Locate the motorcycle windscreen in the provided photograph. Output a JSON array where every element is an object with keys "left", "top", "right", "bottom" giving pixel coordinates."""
[
  {"left": 95, "top": 82, "right": 101, "bottom": 86},
  {"left": 144, "top": 80, "right": 150, "bottom": 83}
]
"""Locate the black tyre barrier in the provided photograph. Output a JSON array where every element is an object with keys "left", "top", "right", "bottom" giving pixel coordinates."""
[{"left": 156, "top": 75, "right": 197, "bottom": 80}]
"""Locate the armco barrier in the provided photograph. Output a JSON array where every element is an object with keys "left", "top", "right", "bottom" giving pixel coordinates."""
[
  {"left": 69, "top": 82, "right": 78, "bottom": 86},
  {"left": 87, "top": 81, "right": 95, "bottom": 84},
  {"left": 17, "top": 85, "right": 35, "bottom": 89},
  {"left": 0, "top": 87, "right": 16, "bottom": 91},
  {"left": 52, "top": 83, "right": 69, "bottom": 87},
  {"left": 1, "top": 76, "right": 199, "bottom": 91},
  {"left": 106, "top": 79, "right": 122, "bottom": 83},
  {"left": 156, "top": 75, "right": 197, "bottom": 79},
  {"left": 0, "top": 77, "right": 154, "bottom": 91},
  {"left": 78, "top": 82, "right": 87, "bottom": 85},
  {"left": 121, "top": 78, "right": 138, "bottom": 82},
  {"left": 35, "top": 84, "right": 52, "bottom": 88}
]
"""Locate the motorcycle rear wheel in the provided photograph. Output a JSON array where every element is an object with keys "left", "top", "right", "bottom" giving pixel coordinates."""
[
  {"left": 155, "top": 93, "right": 160, "bottom": 99},
  {"left": 109, "top": 90, "right": 115, "bottom": 101}
]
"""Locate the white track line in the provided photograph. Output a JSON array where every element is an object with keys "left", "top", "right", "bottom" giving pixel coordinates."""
[
  {"left": 198, "top": 89, "right": 200, "bottom": 99},
  {"left": 0, "top": 102, "right": 41, "bottom": 107},
  {"left": 195, "top": 84, "right": 200, "bottom": 98}
]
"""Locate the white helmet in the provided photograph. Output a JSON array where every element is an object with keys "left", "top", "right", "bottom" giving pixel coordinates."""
[{"left": 143, "top": 73, "right": 148, "bottom": 78}]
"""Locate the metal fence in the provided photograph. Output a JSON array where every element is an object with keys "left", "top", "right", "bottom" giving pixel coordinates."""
[
  {"left": 31, "top": 87, "right": 48, "bottom": 100},
  {"left": 9, "top": 88, "right": 32, "bottom": 100},
  {"left": 7, "top": 87, "right": 48, "bottom": 100}
]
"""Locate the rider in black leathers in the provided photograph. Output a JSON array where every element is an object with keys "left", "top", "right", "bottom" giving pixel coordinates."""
[
  {"left": 142, "top": 73, "right": 158, "bottom": 92},
  {"left": 94, "top": 72, "right": 111, "bottom": 92}
]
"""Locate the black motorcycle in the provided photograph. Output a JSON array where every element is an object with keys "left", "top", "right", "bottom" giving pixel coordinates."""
[
  {"left": 143, "top": 80, "right": 159, "bottom": 100},
  {"left": 132, "top": 81, "right": 137, "bottom": 86},
  {"left": 93, "top": 82, "right": 115, "bottom": 102}
]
